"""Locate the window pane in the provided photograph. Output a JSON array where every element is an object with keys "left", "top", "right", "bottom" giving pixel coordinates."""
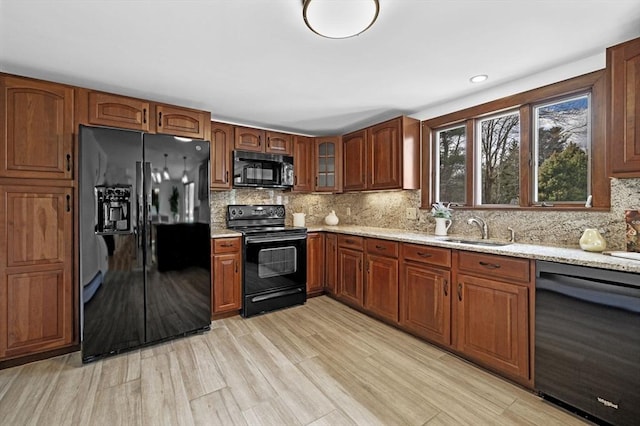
[
  {"left": 534, "top": 95, "right": 590, "bottom": 203},
  {"left": 478, "top": 112, "right": 520, "bottom": 205},
  {"left": 436, "top": 125, "right": 466, "bottom": 204}
]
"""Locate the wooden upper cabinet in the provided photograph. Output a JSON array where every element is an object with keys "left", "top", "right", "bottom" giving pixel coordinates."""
[
  {"left": 369, "top": 119, "right": 402, "bottom": 190},
  {"left": 0, "top": 75, "right": 74, "bottom": 179},
  {"left": 155, "top": 104, "right": 210, "bottom": 140},
  {"left": 265, "top": 131, "right": 292, "bottom": 155},
  {"left": 343, "top": 116, "right": 420, "bottom": 192},
  {"left": 315, "top": 136, "right": 342, "bottom": 192},
  {"left": 234, "top": 126, "right": 266, "bottom": 152},
  {"left": 210, "top": 122, "right": 233, "bottom": 190},
  {"left": 0, "top": 185, "right": 74, "bottom": 359},
  {"left": 293, "top": 136, "right": 315, "bottom": 192},
  {"left": 343, "top": 130, "right": 367, "bottom": 191},
  {"left": 608, "top": 36, "right": 640, "bottom": 176},
  {"left": 85, "top": 90, "right": 150, "bottom": 131}
]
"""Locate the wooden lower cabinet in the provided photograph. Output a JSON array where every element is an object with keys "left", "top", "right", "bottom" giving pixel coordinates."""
[
  {"left": 454, "top": 273, "right": 530, "bottom": 381},
  {"left": 306, "top": 232, "right": 325, "bottom": 296},
  {"left": 364, "top": 253, "right": 399, "bottom": 322},
  {"left": 324, "top": 233, "right": 337, "bottom": 294},
  {"left": 337, "top": 247, "right": 363, "bottom": 306},
  {"left": 211, "top": 238, "right": 242, "bottom": 314},
  {"left": 0, "top": 185, "right": 74, "bottom": 359},
  {"left": 400, "top": 263, "right": 451, "bottom": 346}
]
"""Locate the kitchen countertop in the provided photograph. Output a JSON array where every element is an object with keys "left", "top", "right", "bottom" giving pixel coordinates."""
[{"left": 212, "top": 224, "right": 640, "bottom": 274}]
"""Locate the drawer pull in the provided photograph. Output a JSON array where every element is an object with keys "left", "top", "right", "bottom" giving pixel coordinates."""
[
  {"left": 479, "top": 261, "right": 501, "bottom": 269},
  {"left": 458, "top": 283, "right": 462, "bottom": 301},
  {"left": 444, "top": 279, "right": 448, "bottom": 296},
  {"left": 346, "top": 239, "right": 356, "bottom": 244},
  {"left": 417, "top": 252, "right": 432, "bottom": 258},
  {"left": 375, "top": 245, "right": 386, "bottom": 250},
  {"left": 220, "top": 243, "right": 233, "bottom": 248}
]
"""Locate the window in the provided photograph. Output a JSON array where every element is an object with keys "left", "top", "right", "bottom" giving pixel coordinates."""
[
  {"left": 184, "top": 182, "right": 195, "bottom": 222},
  {"left": 423, "top": 70, "right": 607, "bottom": 210},
  {"left": 477, "top": 111, "right": 520, "bottom": 205},
  {"left": 435, "top": 125, "right": 467, "bottom": 204},
  {"left": 534, "top": 94, "right": 590, "bottom": 203}
]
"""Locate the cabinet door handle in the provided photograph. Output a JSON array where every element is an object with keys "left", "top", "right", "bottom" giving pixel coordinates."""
[
  {"left": 359, "top": 259, "right": 362, "bottom": 271},
  {"left": 457, "top": 283, "right": 462, "bottom": 301},
  {"left": 66, "top": 154, "right": 71, "bottom": 172},
  {"left": 294, "top": 175, "right": 298, "bottom": 185},
  {"left": 443, "top": 279, "right": 448, "bottom": 296},
  {"left": 417, "top": 251, "right": 432, "bottom": 258},
  {"left": 225, "top": 171, "right": 229, "bottom": 183},
  {"left": 143, "top": 108, "right": 147, "bottom": 124},
  {"left": 158, "top": 111, "right": 163, "bottom": 127},
  {"left": 375, "top": 245, "right": 386, "bottom": 250},
  {"left": 479, "top": 261, "right": 501, "bottom": 269},
  {"left": 258, "top": 136, "right": 261, "bottom": 146},
  {"left": 267, "top": 137, "right": 270, "bottom": 148},
  {"left": 315, "top": 176, "right": 318, "bottom": 186},
  {"left": 66, "top": 194, "right": 71, "bottom": 212},
  {"left": 367, "top": 261, "right": 370, "bottom": 273}
]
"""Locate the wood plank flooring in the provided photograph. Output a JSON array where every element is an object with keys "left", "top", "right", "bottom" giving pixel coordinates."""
[{"left": 0, "top": 296, "right": 589, "bottom": 425}]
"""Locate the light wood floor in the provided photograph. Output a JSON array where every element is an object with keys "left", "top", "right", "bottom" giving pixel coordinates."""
[{"left": 0, "top": 296, "right": 589, "bottom": 425}]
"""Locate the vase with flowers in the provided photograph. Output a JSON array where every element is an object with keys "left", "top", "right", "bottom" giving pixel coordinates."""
[{"left": 431, "top": 202, "right": 453, "bottom": 236}]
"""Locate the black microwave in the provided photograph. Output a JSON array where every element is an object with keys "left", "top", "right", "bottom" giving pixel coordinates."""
[{"left": 233, "top": 150, "right": 294, "bottom": 189}]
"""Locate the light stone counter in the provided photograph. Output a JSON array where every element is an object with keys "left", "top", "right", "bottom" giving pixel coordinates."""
[
  {"left": 210, "top": 228, "right": 242, "bottom": 239},
  {"left": 307, "top": 225, "right": 640, "bottom": 274}
]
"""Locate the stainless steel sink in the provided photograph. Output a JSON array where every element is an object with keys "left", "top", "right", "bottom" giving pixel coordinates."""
[{"left": 438, "top": 238, "right": 512, "bottom": 247}]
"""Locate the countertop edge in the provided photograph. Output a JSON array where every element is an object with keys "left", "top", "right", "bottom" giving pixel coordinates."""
[{"left": 306, "top": 225, "right": 640, "bottom": 274}]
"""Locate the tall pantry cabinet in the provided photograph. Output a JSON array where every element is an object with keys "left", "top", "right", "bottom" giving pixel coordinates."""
[{"left": 0, "top": 75, "right": 75, "bottom": 361}]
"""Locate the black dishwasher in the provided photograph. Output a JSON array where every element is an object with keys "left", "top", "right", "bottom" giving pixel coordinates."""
[{"left": 535, "top": 261, "right": 640, "bottom": 426}]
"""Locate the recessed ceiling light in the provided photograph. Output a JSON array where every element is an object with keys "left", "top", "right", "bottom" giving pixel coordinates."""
[{"left": 470, "top": 74, "right": 488, "bottom": 83}]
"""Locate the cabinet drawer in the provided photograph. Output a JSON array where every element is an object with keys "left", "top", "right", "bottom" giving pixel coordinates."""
[
  {"left": 338, "top": 235, "right": 364, "bottom": 250},
  {"left": 366, "top": 238, "right": 398, "bottom": 258},
  {"left": 212, "top": 237, "right": 241, "bottom": 254},
  {"left": 457, "top": 251, "right": 530, "bottom": 284},
  {"left": 402, "top": 244, "right": 451, "bottom": 268}
]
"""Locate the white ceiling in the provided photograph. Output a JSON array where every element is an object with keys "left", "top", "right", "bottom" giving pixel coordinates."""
[{"left": 2, "top": 0, "right": 640, "bottom": 136}]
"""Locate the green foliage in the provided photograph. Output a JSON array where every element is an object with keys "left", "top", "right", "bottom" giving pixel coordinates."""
[
  {"left": 480, "top": 114, "right": 520, "bottom": 204},
  {"left": 538, "top": 142, "right": 588, "bottom": 201},
  {"left": 169, "top": 186, "right": 179, "bottom": 214}
]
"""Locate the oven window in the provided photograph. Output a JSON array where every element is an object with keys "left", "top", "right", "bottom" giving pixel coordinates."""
[{"left": 258, "top": 246, "right": 297, "bottom": 278}]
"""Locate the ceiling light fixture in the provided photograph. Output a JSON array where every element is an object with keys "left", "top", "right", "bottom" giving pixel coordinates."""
[
  {"left": 162, "top": 153, "right": 170, "bottom": 180},
  {"left": 470, "top": 74, "right": 488, "bottom": 83},
  {"left": 303, "top": 0, "right": 380, "bottom": 39},
  {"left": 181, "top": 156, "right": 189, "bottom": 184}
]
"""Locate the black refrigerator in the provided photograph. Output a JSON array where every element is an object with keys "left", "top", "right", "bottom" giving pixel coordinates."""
[{"left": 79, "top": 125, "right": 211, "bottom": 363}]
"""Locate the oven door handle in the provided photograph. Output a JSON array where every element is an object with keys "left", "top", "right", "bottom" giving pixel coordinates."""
[{"left": 245, "top": 234, "right": 307, "bottom": 244}]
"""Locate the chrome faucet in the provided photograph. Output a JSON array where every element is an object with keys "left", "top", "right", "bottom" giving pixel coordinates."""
[{"left": 467, "top": 217, "right": 488, "bottom": 239}]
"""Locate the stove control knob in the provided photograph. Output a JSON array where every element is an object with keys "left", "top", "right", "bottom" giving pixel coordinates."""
[
  {"left": 238, "top": 210, "right": 244, "bottom": 215},
  {"left": 275, "top": 206, "right": 285, "bottom": 217},
  {"left": 230, "top": 209, "right": 236, "bottom": 217}
]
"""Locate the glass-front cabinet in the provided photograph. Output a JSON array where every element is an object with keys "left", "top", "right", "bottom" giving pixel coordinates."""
[{"left": 314, "top": 136, "right": 341, "bottom": 192}]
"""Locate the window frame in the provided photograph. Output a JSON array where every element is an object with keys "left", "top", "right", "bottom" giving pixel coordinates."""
[{"left": 421, "top": 70, "right": 608, "bottom": 211}]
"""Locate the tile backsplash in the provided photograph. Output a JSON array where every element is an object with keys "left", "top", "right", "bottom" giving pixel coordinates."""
[{"left": 210, "top": 178, "right": 640, "bottom": 251}]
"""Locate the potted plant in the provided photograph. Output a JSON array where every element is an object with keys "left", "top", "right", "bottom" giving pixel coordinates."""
[
  {"left": 431, "top": 202, "right": 452, "bottom": 236},
  {"left": 169, "top": 186, "right": 179, "bottom": 222}
]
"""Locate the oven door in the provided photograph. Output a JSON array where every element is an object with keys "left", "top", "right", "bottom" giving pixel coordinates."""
[{"left": 243, "top": 233, "right": 307, "bottom": 316}]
